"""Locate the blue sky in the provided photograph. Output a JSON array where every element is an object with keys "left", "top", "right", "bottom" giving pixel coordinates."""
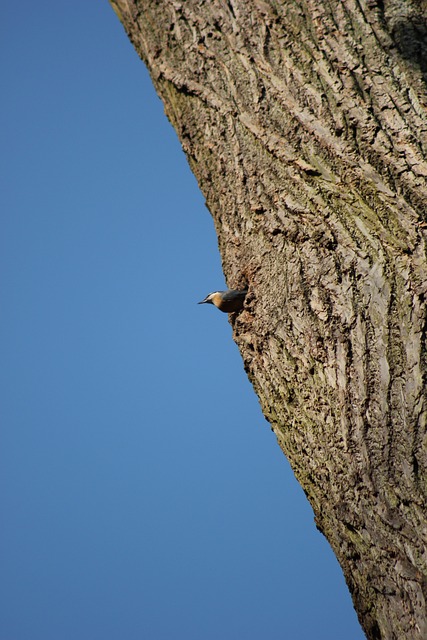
[{"left": 1, "top": 2, "right": 364, "bottom": 639}]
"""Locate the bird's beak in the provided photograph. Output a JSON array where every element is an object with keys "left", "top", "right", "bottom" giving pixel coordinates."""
[{"left": 198, "top": 298, "right": 207, "bottom": 304}]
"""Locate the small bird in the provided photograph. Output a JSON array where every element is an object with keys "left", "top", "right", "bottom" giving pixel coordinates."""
[{"left": 198, "top": 288, "right": 248, "bottom": 313}]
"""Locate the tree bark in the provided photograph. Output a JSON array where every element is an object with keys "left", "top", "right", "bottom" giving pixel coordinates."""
[{"left": 109, "top": 1, "right": 427, "bottom": 637}]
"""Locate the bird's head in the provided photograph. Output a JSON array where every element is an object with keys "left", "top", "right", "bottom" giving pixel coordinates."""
[{"left": 198, "top": 292, "right": 222, "bottom": 306}]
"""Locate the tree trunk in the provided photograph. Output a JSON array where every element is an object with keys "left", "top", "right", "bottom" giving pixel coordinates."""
[{"left": 109, "top": 1, "right": 427, "bottom": 637}]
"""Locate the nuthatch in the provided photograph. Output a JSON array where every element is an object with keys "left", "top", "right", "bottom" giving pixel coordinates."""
[{"left": 198, "top": 288, "right": 248, "bottom": 313}]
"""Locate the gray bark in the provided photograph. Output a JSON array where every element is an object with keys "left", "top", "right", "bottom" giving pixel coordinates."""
[{"left": 109, "top": 1, "right": 427, "bottom": 637}]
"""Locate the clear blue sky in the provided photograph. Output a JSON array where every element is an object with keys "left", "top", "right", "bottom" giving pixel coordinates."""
[{"left": 1, "top": 2, "right": 364, "bottom": 639}]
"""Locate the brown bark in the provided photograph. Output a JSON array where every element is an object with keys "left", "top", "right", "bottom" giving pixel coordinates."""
[{"left": 109, "top": 1, "right": 427, "bottom": 637}]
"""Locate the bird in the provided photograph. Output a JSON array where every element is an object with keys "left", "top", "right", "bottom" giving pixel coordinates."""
[{"left": 198, "top": 288, "right": 248, "bottom": 313}]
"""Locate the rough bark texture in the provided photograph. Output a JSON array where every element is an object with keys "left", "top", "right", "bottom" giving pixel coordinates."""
[{"left": 109, "top": 1, "right": 427, "bottom": 637}]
